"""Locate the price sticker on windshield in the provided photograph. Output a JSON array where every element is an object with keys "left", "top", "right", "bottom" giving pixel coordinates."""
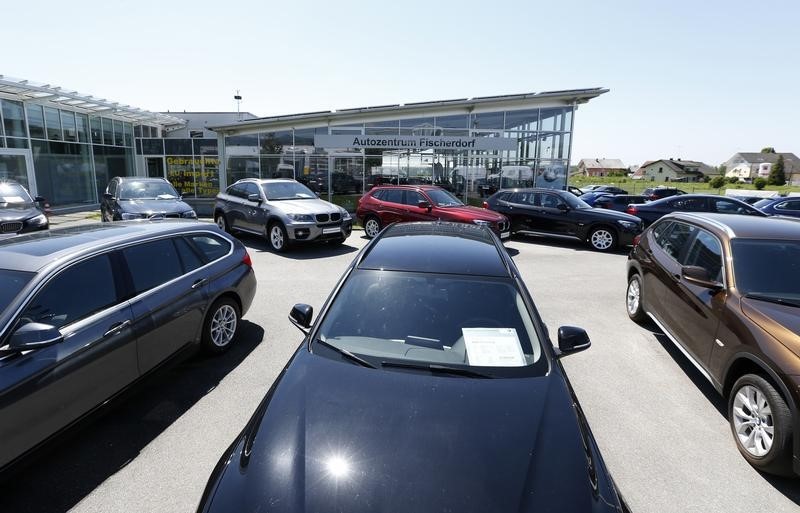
[{"left": 462, "top": 328, "right": 526, "bottom": 367}]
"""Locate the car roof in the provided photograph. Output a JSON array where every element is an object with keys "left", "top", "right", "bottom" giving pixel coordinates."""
[
  {"left": 358, "top": 222, "right": 511, "bottom": 277},
  {"left": 238, "top": 178, "right": 297, "bottom": 184},
  {"left": 0, "top": 221, "right": 218, "bottom": 273},
  {"left": 647, "top": 193, "right": 744, "bottom": 204},
  {"left": 116, "top": 177, "right": 167, "bottom": 182},
  {"left": 667, "top": 212, "right": 800, "bottom": 240},
  {"left": 495, "top": 188, "right": 570, "bottom": 195},
  {"left": 370, "top": 185, "right": 442, "bottom": 191}
]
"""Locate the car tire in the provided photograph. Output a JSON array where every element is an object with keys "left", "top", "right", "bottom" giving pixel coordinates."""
[
  {"left": 268, "top": 222, "right": 290, "bottom": 252},
  {"left": 626, "top": 273, "right": 647, "bottom": 323},
  {"left": 728, "top": 374, "right": 793, "bottom": 476},
  {"left": 364, "top": 216, "right": 382, "bottom": 239},
  {"left": 588, "top": 226, "right": 616, "bottom": 252},
  {"left": 201, "top": 297, "right": 240, "bottom": 354},
  {"left": 215, "top": 213, "right": 230, "bottom": 233}
]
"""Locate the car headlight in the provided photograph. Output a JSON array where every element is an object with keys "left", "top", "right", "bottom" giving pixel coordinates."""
[
  {"left": 286, "top": 213, "right": 315, "bottom": 223},
  {"left": 181, "top": 210, "right": 197, "bottom": 218},
  {"left": 617, "top": 220, "right": 638, "bottom": 230},
  {"left": 28, "top": 213, "right": 48, "bottom": 226},
  {"left": 121, "top": 212, "right": 145, "bottom": 220},
  {"left": 340, "top": 208, "right": 352, "bottom": 221}
]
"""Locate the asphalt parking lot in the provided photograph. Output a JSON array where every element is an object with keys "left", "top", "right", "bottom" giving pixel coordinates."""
[{"left": 1, "top": 228, "right": 799, "bottom": 513}]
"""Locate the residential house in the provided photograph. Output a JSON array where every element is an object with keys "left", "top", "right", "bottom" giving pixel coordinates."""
[
  {"left": 638, "top": 159, "right": 717, "bottom": 182},
  {"left": 723, "top": 152, "right": 800, "bottom": 183},
  {"left": 577, "top": 158, "right": 627, "bottom": 177}
]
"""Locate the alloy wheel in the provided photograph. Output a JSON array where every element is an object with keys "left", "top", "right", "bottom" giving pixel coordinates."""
[
  {"left": 626, "top": 277, "right": 641, "bottom": 316},
  {"left": 732, "top": 385, "right": 774, "bottom": 457},
  {"left": 270, "top": 225, "right": 285, "bottom": 250},
  {"left": 590, "top": 229, "right": 614, "bottom": 250},
  {"left": 215, "top": 215, "right": 227, "bottom": 231},
  {"left": 364, "top": 218, "right": 381, "bottom": 238},
  {"left": 210, "top": 304, "right": 238, "bottom": 347}
]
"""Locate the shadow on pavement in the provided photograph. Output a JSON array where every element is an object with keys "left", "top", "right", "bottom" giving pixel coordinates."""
[
  {"left": 509, "top": 234, "right": 631, "bottom": 255},
  {"left": 238, "top": 233, "right": 359, "bottom": 259},
  {"left": 0, "top": 321, "right": 263, "bottom": 513}
]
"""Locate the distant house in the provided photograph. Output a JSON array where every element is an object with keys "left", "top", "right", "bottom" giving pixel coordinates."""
[
  {"left": 577, "top": 158, "right": 627, "bottom": 177},
  {"left": 638, "top": 159, "right": 717, "bottom": 182},
  {"left": 723, "top": 152, "right": 800, "bottom": 183}
]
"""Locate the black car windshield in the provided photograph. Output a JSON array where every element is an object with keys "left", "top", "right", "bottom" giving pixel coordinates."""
[
  {"left": 119, "top": 181, "right": 179, "bottom": 200},
  {"left": 313, "top": 270, "right": 547, "bottom": 377},
  {"left": 732, "top": 239, "right": 800, "bottom": 301},
  {"left": 264, "top": 182, "right": 316, "bottom": 200},
  {"left": 426, "top": 188, "right": 463, "bottom": 207},
  {"left": 0, "top": 269, "right": 35, "bottom": 317},
  {"left": 0, "top": 183, "right": 34, "bottom": 206}
]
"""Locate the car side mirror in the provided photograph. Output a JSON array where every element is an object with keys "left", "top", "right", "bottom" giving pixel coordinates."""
[
  {"left": 289, "top": 303, "right": 313, "bottom": 334},
  {"left": 9, "top": 322, "right": 63, "bottom": 351},
  {"left": 418, "top": 200, "right": 432, "bottom": 211},
  {"left": 557, "top": 326, "right": 591, "bottom": 356},
  {"left": 682, "top": 265, "right": 723, "bottom": 291},
  {"left": 34, "top": 196, "right": 46, "bottom": 203},
  {"left": 247, "top": 193, "right": 262, "bottom": 203}
]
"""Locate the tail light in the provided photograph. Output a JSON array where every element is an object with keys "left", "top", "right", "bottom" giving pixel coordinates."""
[
  {"left": 626, "top": 205, "right": 638, "bottom": 215},
  {"left": 242, "top": 250, "right": 253, "bottom": 267},
  {"left": 632, "top": 234, "right": 642, "bottom": 247},
  {"left": 482, "top": 201, "right": 489, "bottom": 209}
]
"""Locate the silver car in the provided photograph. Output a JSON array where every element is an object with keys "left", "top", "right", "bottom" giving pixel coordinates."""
[{"left": 213, "top": 179, "right": 353, "bottom": 252}]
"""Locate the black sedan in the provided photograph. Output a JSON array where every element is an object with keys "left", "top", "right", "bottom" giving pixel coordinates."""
[
  {"left": 0, "top": 180, "right": 49, "bottom": 237},
  {"left": 197, "top": 222, "right": 629, "bottom": 513},
  {"left": 590, "top": 185, "right": 629, "bottom": 195},
  {"left": 625, "top": 194, "right": 767, "bottom": 226},
  {"left": 0, "top": 221, "right": 256, "bottom": 471},
  {"left": 101, "top": 176, "right": 197, "bottom": 221},
  {"left": 485, "top": 188, "right": 642, "bottom": 251}
]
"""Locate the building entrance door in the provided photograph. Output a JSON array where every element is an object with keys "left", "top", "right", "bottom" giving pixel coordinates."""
[
  {"left": 146, "top": 157, "right": 165, "bottom": 178},
  {"left": 0, "top": 149, "right": 37, "bottom": 194}
]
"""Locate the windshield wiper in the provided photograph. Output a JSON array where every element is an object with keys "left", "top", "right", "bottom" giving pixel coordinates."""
[
  {"left": 744, "top": 293, "right": 800, "bottom": 308},
  {"left": 380, "top": 360, "right": 492, "bottom": 378},
  {"left": 314, "top": 338, "right": 377, "bottom": 368}
]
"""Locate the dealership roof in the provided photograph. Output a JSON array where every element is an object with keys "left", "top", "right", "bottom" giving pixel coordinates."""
[
  {"left": 0, "top": 75, "right": 187, "bottom": 127},
  {"left": 209, "top": 88, "right": 609, "bottom": 134}
]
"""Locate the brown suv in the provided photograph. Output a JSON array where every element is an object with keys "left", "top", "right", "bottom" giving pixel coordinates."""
[{"left": 626, "top": 212, "right": 800, "bottom": 476}]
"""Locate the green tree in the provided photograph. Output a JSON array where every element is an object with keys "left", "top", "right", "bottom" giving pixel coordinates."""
[
  {"left": 761, "top": 147, "right": 776, "bottom": 153},
  {"left": 768, "top": 155, "right": 786, "bottom": 186},
  {"left": 709, "top": 176, "right": 726, "bottom": 188},
  {"left": 717, "top": 164, "right": 727, "bottom": 175},
  {"left": 727, "top": 176, "right": 739, "bottom": 184},
  {"left": 754, "top": 177, "right": 767, "bottom": 190}
]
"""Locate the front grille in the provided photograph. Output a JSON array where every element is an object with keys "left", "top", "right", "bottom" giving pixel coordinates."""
[
  {"left": 315, "top": 214, "right": 329, "bottom": 223},
  {"left": 1, "top": 222, "right": 23, "bottom": 233},
  {"left": 330, "top": 212, "right": 341, "bottom": 222}
]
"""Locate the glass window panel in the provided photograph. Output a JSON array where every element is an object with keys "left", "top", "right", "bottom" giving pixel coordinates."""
[
  {"left": 26, "top": 104, "right": 45, "bottom": 139},
  {"left": 90, "top": 117, "right": 102, "bottom": 143},
  {"left": 101, "top": 118, "right": 113, "bottom": 145},
  {"left": 470, "top": 111, "right": 504, "bottom": 130},
  {"left": 164, "top": 139, "right": 193, "bottom": 155},
  {"left": 1, "top": 100, "right": 27, "bottom": 137},
  {"left": 75, "top": 114, "right": 89, "bottom": 143},
  {"left": 32, "top": 140, "right": 96, "bottom": 207},
  {"left": 330, "top": 127, "right": 362, "bottom": 135},
  {"left": 166, "top": 155, "right": 198, "bottom": 197},
  {"left": 366, "top": 126, "right": 399, "bottom": 136},
  {"left": 539, "top": 107, "right": 570, "bottom": 132},
  {"left": 44, "top": 107, "right": 62, "bottom": 140},
  {"left": 225, "top": 134, "right": 258, "bottom": 146},
  {"left": 193, "top": 138, "right": 218, "bottom": 155},
  {"left": 365, "top": 120, "right": 399, "bottom": 128},
  {"left": 293, "top": 127, "right": 327, "bottom": 147},
  {"left": 61, "top": 111, "right": 77, "bottom": 142},
  {"left": 259, "top": 131, "right": 292, "bottom": 154},
  {"left": 134, "top": 125, "right": 142, "bottom": 138},
  {"left": 113, "top": 120, "right": 124, "bottom": 146},
  {"left": 197, "top": 155, "right": 219, "bottom": 198},
  {"left": 136, "top": 139, "right": 142, "bottom": 154},
  {"left": 434, "top": 114, "right": 468, "bottom": 129},
  {"left": 93, "top": 145, "right": 134, "bottom": 201},
  {"left": 0, "top": 138, "right": 4, "bottom": 148},
  {"left": 6, "top": 137, "right": 29, "bottom": 149},
  {"left": 226, "top": 156, "right": 260, "bottom": 184},
  {"left": 123, "top": 123, "right": 133, "bottom": 146},
  {"left": 141, "top": 138, "right": 164, "bottom": 155},
  {"left": 504, "top": 109, "right": 539, "bottom": 131},
  {"left": 400, "top": 117, "right": 434, "bottom": 127},
  {"left": 538, "top": 133, "right": 567, "bottom": 160}
]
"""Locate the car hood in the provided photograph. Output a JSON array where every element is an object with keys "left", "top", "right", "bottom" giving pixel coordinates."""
[
  {"left": 269, "top": 198, "right": 342, "bottom": 215},
  {"left": 436, "top": 205, "right": 506, "bottom": 223},
  {"left": 0, "top": 205, "right": 41, "bottom": 221},
  {"left": 118, "top": 198, "right": 192, "bottom": 214},
  {"left": 585, "top": 207, "right": 641, "bottom": 223},
  {"left": 741, "top": 297, "right": 800, "bottom": 356},
  {"left": 203, "top": 351, "right": 621, "bottom": 513}
]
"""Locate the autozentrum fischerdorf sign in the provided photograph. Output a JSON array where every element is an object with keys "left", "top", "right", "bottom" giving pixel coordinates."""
[{"left": 314, "top": 134, "right": 517, "bottom": 151}]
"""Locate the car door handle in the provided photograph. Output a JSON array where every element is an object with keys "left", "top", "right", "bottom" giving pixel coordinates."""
[
  {"left": 103, "top": 320, "right": 131, "bottom": 337},
  {"left": 192, "top": 278, "right": 208, "bottom": 289}
]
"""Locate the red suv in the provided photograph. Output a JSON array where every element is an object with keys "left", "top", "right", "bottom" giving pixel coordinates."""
[{"left": 357, "top": 186, "right": 510, "bottom": 239}]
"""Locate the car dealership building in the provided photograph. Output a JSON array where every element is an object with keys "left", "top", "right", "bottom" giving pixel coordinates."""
[{"left": 0, "top": 75, "right": 607, "bottom": 213}]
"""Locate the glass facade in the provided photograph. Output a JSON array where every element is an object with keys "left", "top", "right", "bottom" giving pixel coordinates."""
[
  {"left": 0, "top": 98, "right": 136, "bottom": 208},
  {"left": 219, "top": 106, "right": 574, "bottom": 210}
]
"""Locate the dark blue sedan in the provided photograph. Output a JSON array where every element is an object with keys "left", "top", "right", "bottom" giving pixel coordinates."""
[
  {"left": 578, "top": 191, "right": 612, "bottom": 206},
  {"left": 753, "top": 196, "right": 800, "bottom": 217}
]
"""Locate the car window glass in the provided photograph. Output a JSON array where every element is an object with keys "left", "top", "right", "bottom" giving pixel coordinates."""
[
  {"left": 371, "top": 190, "right": 385, "bottom": 201},
  {"left": 713, "top": 198, "right": 746, "bottom": 214},
  {"left": 670, "top": 197, "right": 706, "bottom": 211},
  {"left": 541, "top": 194, "right": 562, "bottom": 209},
  {"left": 244, "top": 183, "right": 261, "bottom": 197},
  {"left": 656, "top": 222, "right": 697, "bottom": 261},
  {"left": 776, "top": 200, "right": 800, "bottom": 211},
  {"left": 20, "top": 255, "right": 117, "bottom": 329},
  {"left": 228, "top": 184, "right": 245, "bottom": 198},
  {"left": 382, "top": 189, "right": 403, "bottom": 204},
  {"left": 123, "top": 239, "right": 183, "bottom": 294},
  {"left": 404, "top": 191, "right": 425, "bottom": 206},
  {"left": 174, "top": 237, "right": 205, "bottom": 272},
  {"left": 731, "top": 239, "right": 800, "bottom": 296},
  {"left": 652, "top": 221, "right": 673, "bottom": 244},
  {"left": 1, "top": 270, "right": 36, "bottom": 317},
  {"left": 685, "top": 230, "right": 723, "bottom": 282},
  {"left": 188, "top": 234, "right": 230, "bottom": 261}
]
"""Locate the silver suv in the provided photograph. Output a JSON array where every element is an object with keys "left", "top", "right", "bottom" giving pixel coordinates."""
[{"left": 214, "top": 179, "right": 353, "bottom": 252}]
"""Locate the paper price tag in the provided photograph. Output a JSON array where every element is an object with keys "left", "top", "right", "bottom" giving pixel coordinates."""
[{"left": 462, "top": 327, "right": 526, "bottom": 367}]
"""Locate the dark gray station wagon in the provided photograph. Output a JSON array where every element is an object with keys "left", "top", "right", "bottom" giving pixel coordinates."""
[{"left": 0, "top": 221, "right": 256, "bottom": 471}]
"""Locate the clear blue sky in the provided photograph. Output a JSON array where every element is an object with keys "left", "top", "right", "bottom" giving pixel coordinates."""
[{"left": 5, "top": 0, "right": 799, "bottom": 167}]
